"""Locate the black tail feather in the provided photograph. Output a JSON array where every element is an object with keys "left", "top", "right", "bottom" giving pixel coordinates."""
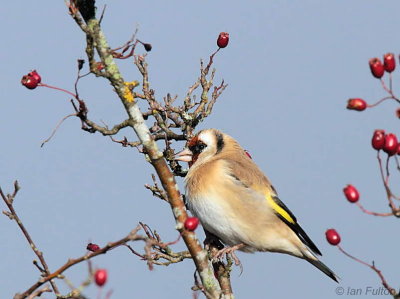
[{"left": 307, "top": 258, "right": 339, "bottom": 282}]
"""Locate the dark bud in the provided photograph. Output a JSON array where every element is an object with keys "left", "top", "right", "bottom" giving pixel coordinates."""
[
  {"left": 78, "top": 59, "right": 85, "bottom": 70},
  {"left": 75, "top": 0, "right": 96, "bottom": 22},
  {"left": 143, "top": 43, "right": 152, "bottom": 52}
]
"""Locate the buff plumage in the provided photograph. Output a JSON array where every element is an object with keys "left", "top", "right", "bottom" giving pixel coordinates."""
[{"left": 175, "top": 128, "right": 338, "bottom": 282}]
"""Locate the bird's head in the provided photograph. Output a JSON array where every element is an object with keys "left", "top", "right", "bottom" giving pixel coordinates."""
[{"left": 174, "top": 129, "right": 225, "bottom": 168}]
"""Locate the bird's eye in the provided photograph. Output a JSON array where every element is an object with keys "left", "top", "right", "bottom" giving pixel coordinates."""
[{"left": 189, "top": 142, "right": 207, "bottom": 154}]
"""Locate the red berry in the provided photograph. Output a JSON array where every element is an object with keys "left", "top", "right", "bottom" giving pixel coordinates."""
[
  {"left": 397, "top": 143, "right": 400, "bottom": 155},
  {"left": 346, "top": 98, "right": 367, "bottom": 111},
  {"left": 371, "top": 129, "right": 385, "bottom": 150},
  {"left": 325, "top": 229, "right": 341, "bottom": 246},
  {"left": 244, "top": 150, "right": 252, "bottom": 159},
  {"left": 86, "top": 243, "right": 100, "bottom": 252},
  {"left": 21, "top": 70, "right": 42, "bottom": 90},
  {"left": 217, "top": 32, "right": 229, "bottom": 48},
  {"left": 383, "top": 53, "right": 396, "bottom": 73},
  {"left": 343, "top": 184, "right": 359, "bottom": 203},
  {"left": 383, "top": 133, "right": 398, "bottom": 156},
  {"left": 184, "top": 217, "right": 199, "bottom": 231},
  {"left": 396, "top": 108, "right": 400, "bottom": 119},
  {"left": 369, "top": 57, "right": 385, "bottom": 79},
  {"left": 94, "top": 269, "right": 107, "bottom": 287},
  {"left": 28, "top": 70, "right": 41, "bottom": 83},
  {"left": 21, "top": 74, "right": 39, "bottom": 89}
]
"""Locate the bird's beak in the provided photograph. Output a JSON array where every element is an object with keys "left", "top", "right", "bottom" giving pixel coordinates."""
[{"left": 174, "top": 148, "right": 193, "bottom": 162}]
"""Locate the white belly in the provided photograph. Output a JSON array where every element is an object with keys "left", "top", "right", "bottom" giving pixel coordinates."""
[{"left": 187, "top": 193, "right": 249, "bottom": 247}]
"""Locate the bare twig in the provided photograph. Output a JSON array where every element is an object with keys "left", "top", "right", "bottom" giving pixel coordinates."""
[
  {"left": 16, "top": 226, "right": 144, "bottom": 299},
  {"left": 26, "top": 285, "right": 51, "bottom": 299},
  {"left": 109, "top": 136, "right": 141, "bottom": 148},
  {"left": 144, "top": 174, "right": 168, "bottom": 201},
  {"left": 355, "top": 202, "right": 394, "bottom": 217},
  {"left": 1, "top": 182, "right": 60, "bottom": 297},
  {"left": 376, "top": 152, "right": 400, "bottom": 216},
  {"left": 380, "top": 79, "right": 400, "bottom": 104},
  {"left": 99, "top": 4, "right": 107, "bottom": 24},
  {"left": 338, "top": 245, "right": 399, "bottom": 298},
  {"left": 41, "top": 113, "right": 76, "bottom": 147}
]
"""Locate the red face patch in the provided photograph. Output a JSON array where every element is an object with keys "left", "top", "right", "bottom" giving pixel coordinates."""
[
  {"left": 187, "top": 136, "right": 199, "bottom": 148},
  {"left": 187, "top": 136, "right": 200, "bottom": 167}
]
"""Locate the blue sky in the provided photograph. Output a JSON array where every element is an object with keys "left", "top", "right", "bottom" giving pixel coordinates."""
[{"left": 2, "top": 1, "right": 400, "bottom": 298}]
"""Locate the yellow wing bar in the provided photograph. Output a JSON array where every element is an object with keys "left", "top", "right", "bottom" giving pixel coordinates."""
[{"left": 266, "top": 193, "right": 296, "bottom": 224}]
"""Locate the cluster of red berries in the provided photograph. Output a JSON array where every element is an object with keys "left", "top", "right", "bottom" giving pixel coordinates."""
[
  {"left": 333, "top": 55, "right": 400, "bottom": 249},
  {"left": 347, "top": 53, "right": 397, "bottom": 112},
  {"left": 371, "top": 129, "right": 399, "bottom": 156},
  {"left": 21, "top": 70, "right": 41, "bottom": 90},
  {"left": 369, "top": 53, "right": 396, "bottom": 79},
  {"left": 340, "top": 130, "right": 399, "bottom": 207}
]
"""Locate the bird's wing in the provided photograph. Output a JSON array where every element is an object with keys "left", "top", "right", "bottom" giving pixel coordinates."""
[{"left": 225, "top": 158, "right": 322, "bottom": 256}]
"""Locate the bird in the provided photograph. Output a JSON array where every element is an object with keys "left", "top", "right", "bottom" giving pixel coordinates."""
[{"left": 174, "top": 128, "right": 338, "bottom": 282}]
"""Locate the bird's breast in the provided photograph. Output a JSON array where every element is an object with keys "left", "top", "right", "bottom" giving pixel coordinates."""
[{"left": 186, "top": 190, "right": 245, "bottom": 247}]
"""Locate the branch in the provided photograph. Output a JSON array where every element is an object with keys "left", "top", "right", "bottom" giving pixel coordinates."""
[
  {"left": 338, "top": 245, "right": 399, "bottom": 298},
  {"left": 355, "top": 202, "right": 394, "bottom": 217},
  {"left": 15, "top": 226, "right": 145, "bottom": 299},
  {"left": 68, "top": 4, "right": 222, "bottom": 298},
  {"left": 0, "top": 182, "right": 60, "bottom": 297},
  {"left": 376, "top": 152, "right": 400, "bottom": 216},
  {"left": 26, "top": 285, "right": 51, "bottom": 299}
]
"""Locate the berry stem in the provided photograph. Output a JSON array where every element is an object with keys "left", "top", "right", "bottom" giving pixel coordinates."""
[
  {"left": 380, "top": 79, "right": 400, "bottom": 104},
  {"left": 395, "top": 155, "right": 400, "bottom": 172},
  {"left": 367, "top": 96, "right": 393, "bottom": 108},
  {"left": 38, "top": 83, "right": 78, "bottom": 99},
  {"left": 377, "top": 152, "right": 399, "bottom": 213},
  {"left": 385, "top": 155, "right": 390, "bottom": 184},
  {"left": 355, "top": 202, "right": 393, "bottom": 217},
  {"left": 337, "top": 245, "right": 397, "bottom": 296}
]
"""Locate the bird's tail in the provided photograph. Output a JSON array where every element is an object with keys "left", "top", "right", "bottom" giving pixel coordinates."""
[{"left": 306, "top": 256, "right": 339, "bottom": 282}]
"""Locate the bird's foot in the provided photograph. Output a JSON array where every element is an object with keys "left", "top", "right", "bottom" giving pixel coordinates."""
[
  {"left": 204, "top": 232, "right": 224, "bottom": 251},
  {"left": 212, "top": 243, "right": 244, "bottom": 266}
]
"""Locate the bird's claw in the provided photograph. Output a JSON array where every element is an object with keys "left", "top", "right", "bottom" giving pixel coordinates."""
[{"left": 212, "top": 243, "right": 244, "bottom": 266}]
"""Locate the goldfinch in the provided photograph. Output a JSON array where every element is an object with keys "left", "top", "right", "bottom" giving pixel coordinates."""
[{"left": 175, "top": 128, "right": 338, "bottom": 282}]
